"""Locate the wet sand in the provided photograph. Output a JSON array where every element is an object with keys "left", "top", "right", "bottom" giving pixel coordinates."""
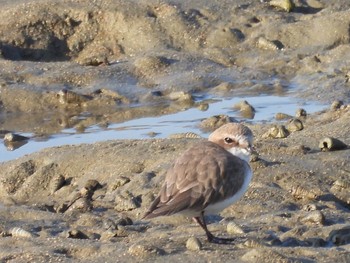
[{"left": 0, "top": 0, "right": 350, "bottom": 262}]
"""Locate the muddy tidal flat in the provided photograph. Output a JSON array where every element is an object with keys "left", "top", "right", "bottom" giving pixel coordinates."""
[{"left": 0, "top": 0, "right": 350, "bottom": 262}]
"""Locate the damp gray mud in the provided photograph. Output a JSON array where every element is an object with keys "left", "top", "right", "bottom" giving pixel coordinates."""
[{"left": 0, "top": 0, "right": 350, "bottom": 262}]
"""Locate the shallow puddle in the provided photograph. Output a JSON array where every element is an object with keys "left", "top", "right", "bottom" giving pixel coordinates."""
[{"left": 0, "top": 94, "right": 326, "bottom": 163}]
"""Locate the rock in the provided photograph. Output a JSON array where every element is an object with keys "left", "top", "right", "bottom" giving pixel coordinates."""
[
  {"left": 200, "top": 115, "right": 235, "bottom": 132},
  {"left": 299, "top": 211, "right": 325, "bottom": 225},
  {"left": 233, "top": 100, "right": 256, "bottom": 119},
  {"left": 227, "top": 221, "right": 245, "bottom": 235},
  {"left": 295, "top": 108, "right": 307, "bottom": 118},
  {"left": 269, "top": 0, "right": 295, "bottom": 12},
  {"left": 275, "top": 113, "right": 293, "bottom": 120},
  {"left": 186, "top": 237, "right": 202, "bottom": 251},
  {"left": 286, "top": 119, "right": 303, "bottom": 132},
  {"left": 262, "top": 125, "right": 289, "bottom": 139}
]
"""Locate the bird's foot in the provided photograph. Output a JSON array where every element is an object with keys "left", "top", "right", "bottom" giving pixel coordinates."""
[{"left": 207, "top": 234, "right": 235, "bottom": 244}]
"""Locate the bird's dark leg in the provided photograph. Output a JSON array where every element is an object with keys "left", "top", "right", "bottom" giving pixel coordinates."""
[{"left": 193, "top": 212, "right": 235, "bottom": 244}]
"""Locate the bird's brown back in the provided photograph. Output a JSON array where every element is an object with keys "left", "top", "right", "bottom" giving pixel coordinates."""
[{"left": 143, "top": 141, "right": 247, "bottom": 219}]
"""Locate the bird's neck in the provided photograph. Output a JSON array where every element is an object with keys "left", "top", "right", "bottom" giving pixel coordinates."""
[{"left": 228, "top": 147, "right": 250, "bottom": 163}]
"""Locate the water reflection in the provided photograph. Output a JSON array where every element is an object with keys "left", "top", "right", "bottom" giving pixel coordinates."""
[{"left": 0, "top": 95, "right": 326, "bottom": 163}]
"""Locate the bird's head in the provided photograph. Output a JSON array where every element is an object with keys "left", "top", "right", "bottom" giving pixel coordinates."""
[{"left": 208, "top": 123, "right": 254, "bottom": 162}]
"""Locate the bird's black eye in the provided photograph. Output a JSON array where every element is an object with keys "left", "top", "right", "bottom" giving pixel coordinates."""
[{"left": 224, "top": 137, "right": 233, "bottom": 144}]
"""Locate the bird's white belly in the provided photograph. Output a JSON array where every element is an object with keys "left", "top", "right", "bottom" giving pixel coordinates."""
[{"left": 205, "top": 167, "right": 252, "bottom": 215}]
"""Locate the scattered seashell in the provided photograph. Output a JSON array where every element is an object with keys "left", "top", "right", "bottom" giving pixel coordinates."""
[
  {"left": 67, "top": 197, "right": 92, "bottom": 212},
  {"left": 233, "top": 100, "right": 255, "bottom": 119},
  {"left": 4, "top": 133, "right": 29, "bottom": 142},
  {"left": 84, "top": 179, "right": 103, "bottom": 192},
  {"left": 256, "top": 37, "right": 280, "bottom": 51},
  {"left": 300, "top": 211, "right": 325, "bottom": 225},
  {"left": 49, "top": 174, "right": 65, "bottom": 194},
  {"left": 330, "top": 100, "right": 344, "bottom": 111},
  {"left": 93, "top": 88, "right": 130, "bottom": 104},
  {"left": 250, "top": 152, "right": 260, "bottom": 162},
  {"left": 227, "top": 221, "right": 245, "bottom": 235},
  {"left": 319, "top": 137, "right": 347, "bottom": 151},
  {"left": 197, "top": 103, "right": 209, "bottom": 111},
  {"left": 115, "top": 215, "right": 133, "bottom": 226},
  {"left": 286, "top": 118, "right": 303, "bottom": 132},
  {"left": 275, "top": 112, "right": 293, "bottom": 120},
  {"left": 167, "top": 91, "right": 193, "bottom": 103},
  {"left": 186, "top": 237, "right": 202, "bottom": 251},
  {"left": 8, "top": 227, "right": 35, "bottom": 238},
  {"left": 169, "top": 132, "right": 202, "bottom": 139},
  {"left": 114, "top": 192, "right": 140, "bottom": 212},
  {"left": 302, "top": 203, "right": 318, "bottom": 211},
  {"left": 327, "top": 226, "right": 350, "bottom": 246},
  {"left": 100, "top": 229, "right": 119, "bottom": 241},
  {"left": 200, "top": 115, "right": 235, "bottom": 132},
  {"left": 269, "top": 0, "right": 294, "bottom": 12},
  {"left": 330, "top": 179, "right": 350, "bottom": 204},
  {"left": 295, "top": 108, "right": 307, "bottom": 118},
  {"left": 63, "top": 184, "right": 98, "bottom": 213},
  {"left": 66, "top": 229, "right": 89, "bottom": 239},
  {"left": 56, "top": 89, "right": 91, "bottom": 105},
  {"left": 290, "top": 185, "right": 319, "bottom": 200},
  {"left": 109, "top": 177, "right": 131, "bottom": 191},
  {"left": 55, "top": 203, "right": 69, "bottom": 213},
  {"left": 211, "top": 82, "right": 235, "bottom": 92},
  {"left": 262, "top": 125, "right": 289, "bottom": 139},
  {"left": 333, "top": 179, "right": 350, "bottom": 189}
]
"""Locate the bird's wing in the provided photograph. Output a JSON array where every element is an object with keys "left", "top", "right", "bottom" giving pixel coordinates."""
[{"left": 143, "top": 142, "right": 246, "bottom": 218}]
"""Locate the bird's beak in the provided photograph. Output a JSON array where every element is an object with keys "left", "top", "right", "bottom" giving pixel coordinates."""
[{"left": 247, "top": 145, "right": 257, "bottom": 154}]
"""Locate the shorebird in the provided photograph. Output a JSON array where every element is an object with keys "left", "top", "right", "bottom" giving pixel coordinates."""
[{"left": 143, "top": 123, "right": 254, "bottom": 244}]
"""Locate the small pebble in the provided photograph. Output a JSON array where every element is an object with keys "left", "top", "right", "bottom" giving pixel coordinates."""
[
  {"left": 330, "top": 100, "right": 343, "bottom": 111},
  {"left": 302, "top": 203, "right": 318, "bottom": 211},
  {"left": 227, "top": 221, "right": 245, "bottom": 235},
  {"left": 295, "top": 108, "right": 307, "bottom": 118},
  {"left": 233, "top": 100, "right": 255, "bottom": 119},
  {"left": 286, "top": 118, "right": 303, "bottom": 132},
  {"left": 186, "top": 237, "right": 202, "bottom": 251},
  {"left": 200, "top": 115, "right": 235, "bottom": 131},
  {"left": 275, "top": 112, "right": 293, "bottom": 120},
  {"left": 4, "top": 133, "right": 29, "bottom": 142},
  {"left": 66, "top": 229, "right": 89, "bottom": 239},
  {"left": 300, "top": 211, "right": 325, "bottom": 225},
  {"left": 269, "top": 0, "right": 294, "bottom": 12},
  {"left": 262, "top": 125, "right": 289, "bottom": 139}
]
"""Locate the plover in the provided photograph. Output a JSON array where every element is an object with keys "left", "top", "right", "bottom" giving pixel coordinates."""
[{"left": 143, "top": 123, "right": 254, "bottom": 244}]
